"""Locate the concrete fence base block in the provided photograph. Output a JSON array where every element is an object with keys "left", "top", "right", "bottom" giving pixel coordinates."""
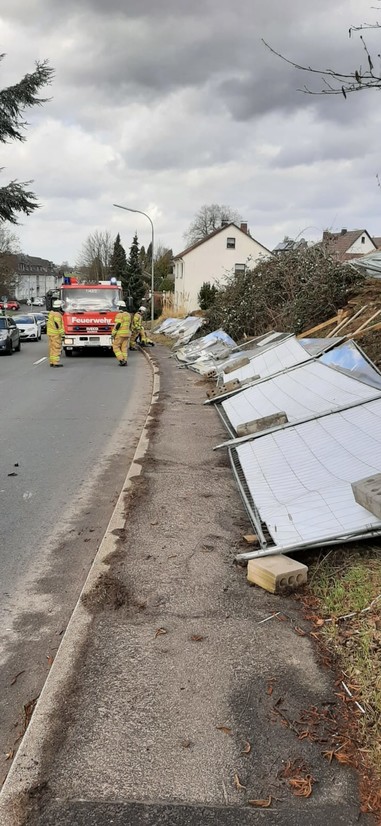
[
  {"left": 247, "top": 554, "right": 308, "bottom": 594},
  {"left": 206, "top": 379, "right": 241, "bottom": 399},
  {"left": 352, "top": 473, "right": 381, "bottom": 520},
  {"left": 223, "top": 356, "right": 250, "bottom": 375},
  {"left": 236, "top": 411, "right": 288, "bottom": 438},
  {"left": 239, "top": 375, "right": 260, "bottom": 388}
]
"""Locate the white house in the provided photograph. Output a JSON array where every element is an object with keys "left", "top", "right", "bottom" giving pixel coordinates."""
[
  {"left": 322, "top": 229, "right": 378, "bottom": 262},
  {"left": 173, "top": 223, "right": 272, "bottom": 312}
]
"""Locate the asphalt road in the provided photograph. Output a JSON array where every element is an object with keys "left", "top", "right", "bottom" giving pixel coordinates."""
[{"left": 0, "top": 338, "right": 152, "bottom": 776}]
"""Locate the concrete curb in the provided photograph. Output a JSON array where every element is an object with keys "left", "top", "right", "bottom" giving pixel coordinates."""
[{"left": 0, "top": 352, "right": 160, "bottom": 825}]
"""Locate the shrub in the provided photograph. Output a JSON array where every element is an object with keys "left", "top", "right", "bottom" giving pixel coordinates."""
[
  {"left": 207, "top": 246, "right": 364, "bottom": 339},
  {"left": 198, "top": 281, "right": 218, "bottom": 310}
]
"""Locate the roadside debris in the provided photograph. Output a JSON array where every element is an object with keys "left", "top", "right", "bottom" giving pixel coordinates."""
[
  {"left": 247, "top": 555, "right": 308, "bottom": 594},
  {"left": 153, "top": 308, "right": 381, "bottom": 581},
  {"left": 248, "top": 796, "right": 272, "bottom": 808}
]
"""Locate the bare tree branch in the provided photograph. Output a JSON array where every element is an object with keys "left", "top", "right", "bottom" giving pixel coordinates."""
[{"left": 263, "top": 14, "right": 381, "bottom": 97}]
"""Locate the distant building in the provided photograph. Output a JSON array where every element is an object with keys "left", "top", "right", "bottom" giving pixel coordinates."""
[
  {"left": 173, "top": 222, "right": 272, "bottom": 312},
  {"left": 272, "top": 237, "right": 308, "bottom": 254},
  {"left": 8, "top": 254, "right": 61, "bottom": 300},
  {"left": 321, "top": 229, "right": 377, "bottom": 263}
]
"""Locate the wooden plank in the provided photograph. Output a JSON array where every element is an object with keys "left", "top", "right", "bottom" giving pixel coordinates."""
[
  {"left": 352, "top": 320, "right": 381, "bottom": 339},
  {"left": 329, "top": 305, "right": 368, "bottom": 337},
  {"left": 297, "top": 314, "right": 340, "bottom": 338},
  {"left": 345, "top": 308, "right": 381, "bottom": 338}
]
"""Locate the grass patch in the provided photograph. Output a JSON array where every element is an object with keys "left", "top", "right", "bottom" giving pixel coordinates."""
[
  {"left": 307, "top": 544, "right": 381, "bottom": 788},
  {"left": 151, "top": 333, "right": 174, "bottom": 348}
]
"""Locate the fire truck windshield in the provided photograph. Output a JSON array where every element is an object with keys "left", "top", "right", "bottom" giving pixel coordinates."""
[{"left": 62, "top": 288, "right": 119, "bottom": 311}]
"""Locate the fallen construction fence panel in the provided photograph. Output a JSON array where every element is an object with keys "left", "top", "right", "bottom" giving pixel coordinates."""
[
  {"left": 220, "top": 334, "right": 340, "bottom": 387},
  {"left": 298, "top": 336, "right": 342, "bottom": 356},
  {"left": 217, "top": 344, "right": 381, "bottom": 438},
  {"left": 153, "top": 317, "right": 179, "bottom": 334},
  {"left": 171, "top": 317, "right": 206, "bottom": 346},
  {"left": 319, "top": 340, "right": 381, "bottom": 388},
  {"left": 153, "top": 316, "right": 205, "bottom": 345},
  {"left": 175, "top": 329, "right": 237, "bottom": 364},
  {"left": 229, "top": 397, "right": 381, "bottom": 557},
  {"left": 352, "top": 250, "right": 381, "bottom": 278},
  {"left": 206, "top": 336, "right": 343, "bottom": 406},
  {"left": 188, "top": 348, "right": 244, "bottom": 376}
]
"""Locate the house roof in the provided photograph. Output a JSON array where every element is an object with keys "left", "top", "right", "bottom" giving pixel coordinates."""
[
  {"left": 19, "top": 254, "right": 54, "bottom": 267},
  {"left": 322, "top": 229, "right": 376, "bottom": 262},
  {"left": 372, "top": 237, "right": 381, "bottom": 249},
  {"left": 173, "top": 223, "right": 271, "bottom": 259}
]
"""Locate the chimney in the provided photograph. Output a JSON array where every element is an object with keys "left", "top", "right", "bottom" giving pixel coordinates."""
[
  {"left": 340, "top": 228, "right": 347, "bottom": 235},
  {"left": 240, "top": 222, "right": 248, "bottom": 234}
]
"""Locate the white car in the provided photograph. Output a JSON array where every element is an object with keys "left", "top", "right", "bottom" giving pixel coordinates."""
[
  {"left": 13, "top": 314, "right": 42, "bottom": 341},
  {"left": 32, "top": 297, "right": 45, "bottom": 307}
]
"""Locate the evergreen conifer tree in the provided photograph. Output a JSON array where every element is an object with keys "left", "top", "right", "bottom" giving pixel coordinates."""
[
  {"left": 126, "top": 233, "right": 145, "bottom": 310},
  {"left": 110, "top": 233, "right": 128, "bottom": 295},
  {"left": 0, "top": 56, "right": 54, "bottom": 223}
]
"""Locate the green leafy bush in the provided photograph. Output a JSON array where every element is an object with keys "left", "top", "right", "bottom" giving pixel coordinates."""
[{"left": 207, "top": 246, "right": 364, "bottom": 339}]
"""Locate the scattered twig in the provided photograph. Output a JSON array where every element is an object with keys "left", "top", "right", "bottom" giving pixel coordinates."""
[
  {"left": 248, "top": 796, "right": 272, "bottom": 808},
  {"left": 233, "top": 771, "right": 246, "bottom": 791},
  {"left": 10, "top": 670, "right": 25, "bottom": 686},
  {"left": 342, "top": 681, "right": 366, "bottom": 715},
  {"left": 257, "top": 611, "right": 282, "bottom": 625},
  {"left": 216, "top": 725, "right": 232, "bottom": 735}
]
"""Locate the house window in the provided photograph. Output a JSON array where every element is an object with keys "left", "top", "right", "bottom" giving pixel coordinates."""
[
  {"left": 226, "top": 237, "right": 236, "bottom": 249},
  {"left": 361, "top": 236, "right": 366, "bottom": 244},
  {"left": 234, "top": 263, "right": 246, "bottom": 273}
]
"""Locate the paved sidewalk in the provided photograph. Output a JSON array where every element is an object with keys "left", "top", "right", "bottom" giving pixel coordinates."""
[{"left": 1, "top": 346, "right": 369, "bottom": 825}]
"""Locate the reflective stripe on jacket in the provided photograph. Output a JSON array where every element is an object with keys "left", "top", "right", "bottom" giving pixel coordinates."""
[
  {"left": 47, "top": 311, "right": 64, "bottom": 336},
  {"left": 132, "top": 312, "right": 143, "bottom": 332},
  {"left": 113, "top": 311, "right": 131, "bottom": 336}
]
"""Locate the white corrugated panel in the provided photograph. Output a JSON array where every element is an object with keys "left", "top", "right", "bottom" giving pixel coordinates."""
[
  {"left": 222, "top": 336, "right": 313, "bottom": 385},
  {"left": 233, "top": 398, "right": 381, "bottom": 551},
  {"left": 222, "top": 361, "right": 381, "bottom": 433}
]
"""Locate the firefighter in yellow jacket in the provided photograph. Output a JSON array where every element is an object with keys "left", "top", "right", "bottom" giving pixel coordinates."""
[
  {"left": 130, "top": 306, "right": 148, "bottom": 349},
  {"left": 111, "top": 306, "right": 131, "bottom": 366},
  {"left": 47, "top": 302, "right": 65, "bottom": 367}
]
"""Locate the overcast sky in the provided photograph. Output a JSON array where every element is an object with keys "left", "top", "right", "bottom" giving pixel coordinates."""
[{"left": 1, "top": 0, "right": 380, "bottom": 264}]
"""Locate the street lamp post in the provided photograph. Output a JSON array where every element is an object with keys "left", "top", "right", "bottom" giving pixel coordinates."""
[{"left": 113, "top": 204, "right": 155, "bottom": 323}]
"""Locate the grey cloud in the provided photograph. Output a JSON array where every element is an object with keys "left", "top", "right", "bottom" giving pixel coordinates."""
[
  {"left": 274, "top": 127, "right": 371, "bottom": 168},
  {"left": 1, "top": 0, "right": 379, "bottom": 265}
]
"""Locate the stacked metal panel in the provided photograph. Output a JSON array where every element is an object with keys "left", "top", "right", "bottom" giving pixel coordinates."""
[
  {"left": 210, "top": 340, "right": 381, "bottom": 558},
  {"left": 153, "top": 316, "right": 205, "bottom": 345},
  {"left": 171, "top": 323, "right": 381, "bottom": 558},
  {"left": 175, "top": 330, "right": 237, "bottom": 364},
  {"left": 219, "top": 335, "right": 338, "bottom": 386},
  {"left": 231, "top": 398, "right": 381, "bottom": 558},
  {"left": 219, "top": 355, "right": 381, "bottom": 437}
]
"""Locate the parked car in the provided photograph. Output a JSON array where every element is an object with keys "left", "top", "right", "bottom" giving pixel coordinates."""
[
  {"left": 29, "top": 312, "right": 47, "bottom": 333},
  {"left": 13, "top": 314, "right": 42, "bottom": 341},
  {"left": 0, "top": 316, "right": 21, "bottom": 354},
  {"left": 31, "top": 297, "right": 45, "bottom": 307},
  {"left": 0, "top": 300, "right": 20, "bottom": 311}
]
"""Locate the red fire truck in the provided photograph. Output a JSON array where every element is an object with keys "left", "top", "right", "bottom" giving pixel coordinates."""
[{"left": 46, "top": 278, "right": 127, "bottom": 356}]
